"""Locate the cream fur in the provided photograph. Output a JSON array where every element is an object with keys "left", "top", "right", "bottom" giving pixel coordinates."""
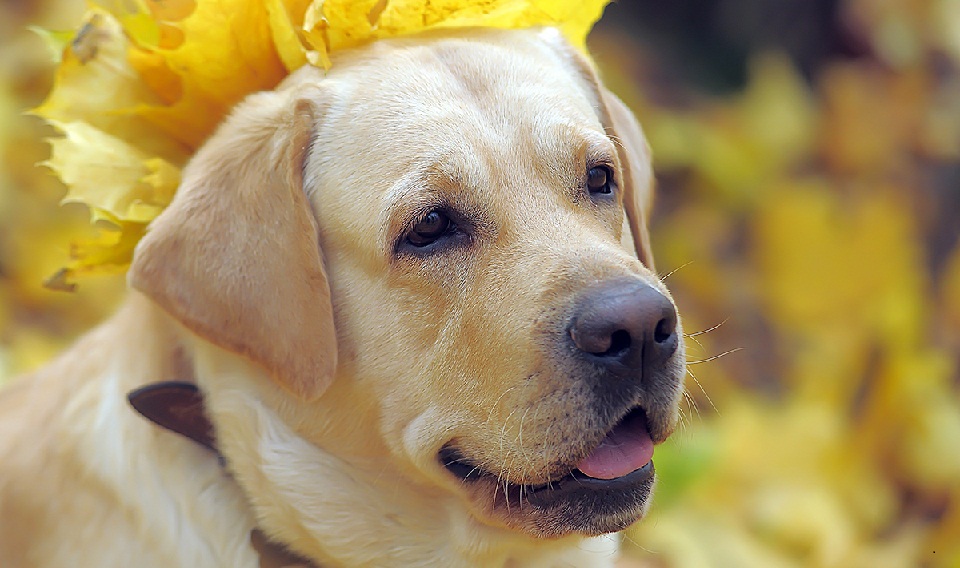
[{"left": 0, "top": 28, "right": 681, "bottom": 567}]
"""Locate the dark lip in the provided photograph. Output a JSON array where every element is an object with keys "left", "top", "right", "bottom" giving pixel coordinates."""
[
  {"left": 525, "top": 461, "right": 655, "bottom": 508},
  {"left": 439, "top": 406, "right": 656, "bottom": 501}
]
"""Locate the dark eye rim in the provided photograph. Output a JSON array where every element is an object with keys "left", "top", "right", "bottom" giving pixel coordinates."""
[{"left": 585, "top": 164, "right": 616, "bottom": 196}]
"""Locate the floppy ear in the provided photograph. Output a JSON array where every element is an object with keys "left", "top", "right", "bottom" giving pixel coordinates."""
[
  {"left": 129, "top": 80, "right": 336, "bottom": 401},
  {"left": 537, "top": 29, "right": 657, "bottom": 270}
]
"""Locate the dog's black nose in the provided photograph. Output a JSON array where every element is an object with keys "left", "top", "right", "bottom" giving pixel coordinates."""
[{"left": 569, "top": 279, "right": 678, "bottom": 376}]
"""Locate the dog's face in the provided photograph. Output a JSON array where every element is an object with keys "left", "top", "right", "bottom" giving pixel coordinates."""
[{"left": 131, "top": 28, "right": 684, "bottom": 540}]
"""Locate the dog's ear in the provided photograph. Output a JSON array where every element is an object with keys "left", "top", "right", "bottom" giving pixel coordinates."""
[
  {"left": 537, "top": 29, "right": 656, "bottom": 270},
  {"left": 129, "top": 79, "right": 336, "bottom": 401}
]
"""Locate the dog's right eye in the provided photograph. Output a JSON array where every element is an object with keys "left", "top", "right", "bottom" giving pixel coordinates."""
[
  {"left": 586, "top": 166, "right": 613, "bottom": 195},
  {"left": 407, "top": 210, "right": 453, "bottom": 247}
]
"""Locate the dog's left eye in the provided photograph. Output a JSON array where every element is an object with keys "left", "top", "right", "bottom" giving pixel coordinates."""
[
  {"left": 586, "top": 166, "right": 613, "bottom": 195},
  {"left": 407, "top": 210, "right": 453, "bottom": 247}
]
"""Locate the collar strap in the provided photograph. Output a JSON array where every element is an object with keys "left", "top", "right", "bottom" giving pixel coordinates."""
[
  {"left": 128, "top": 381, "right": 317, "bottom": 568},
  {"left": 128, "top": 382, "right": 218, "bottom": 453}
]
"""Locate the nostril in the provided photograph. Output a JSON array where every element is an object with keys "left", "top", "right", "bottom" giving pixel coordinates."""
[
  {"left": 605, "top": 330, "right": 631, "bottom": 357},
  {"left": 571, "top": 325, "right": 633, "bottom": 358},
  {"left": 654, "top": 318, "right": 674, "bottom": 344}
]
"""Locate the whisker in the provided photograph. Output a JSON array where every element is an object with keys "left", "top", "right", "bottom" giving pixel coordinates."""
[
  {"left": 494, "top": 457, "right": 508, "bottom": 506},
  {"left": 659, "top": 260, "right": 692, "bottom": 282},
  {"left": 607, "top": 133, "right": 625, "bottom": 151},
  {"left": 687, "top": 334, "right": 706, "bottom": 351},
  {"left": 497, "top": 467, "right": 507, "bottom": 512},
  {"left": 620, "top": 532, "right": 656, "bottom": 555},
  {"left": 499, "top": 406, "right": 522, "bottom": 457},
  {"left": 681, "top": 388, "right": 701, "bottom": 419},
  {"left": 487, "top": 385, "right": 518, "bottom": 424},
  {"left": 684, "top": 319, "right": 730, "bottom": 351},
  {"left": 684, "top": 318, "right": 729, "bottom": 338},
  {"left": 451, "top": 464, "right": 484, "bottom": 490},
  {"left": 675, "top": 406, "right": 689, "bottom": 432},
  {"left": 519, "top": 476, "right": 525, "bottom": 512},
  {"left": 674, "top": 392, "right": 697, "bottom": 432},
  {"left": 686, "top": 367, "right": 718, "bottom": 415},
  {"left": 686, "top": 347, "right": 742, "bottom": 365},
  {"left": 516, "top": 407, "right": 531, "bottom": 462}
]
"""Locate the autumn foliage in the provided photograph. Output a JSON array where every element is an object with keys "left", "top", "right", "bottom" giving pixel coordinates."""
[{"left": 1, "top": 0, "right": 958, "bottom": 566}]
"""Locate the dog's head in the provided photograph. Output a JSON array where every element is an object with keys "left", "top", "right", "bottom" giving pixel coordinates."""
[{"left": 130, "top": 28, "right": 684, "bottom": 540}]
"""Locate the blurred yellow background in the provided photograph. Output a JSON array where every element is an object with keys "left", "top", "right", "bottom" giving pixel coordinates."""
[{"left": 1, "top": 0, "right": 958, "bottom": 566}]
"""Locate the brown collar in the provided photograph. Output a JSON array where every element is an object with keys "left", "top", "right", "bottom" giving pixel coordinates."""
[{"left": 128, "top": 382, "right": 318, "bottom": 568}]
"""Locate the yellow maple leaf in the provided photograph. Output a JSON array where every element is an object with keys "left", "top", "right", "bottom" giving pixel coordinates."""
[
  {"left": 127, "top": 0, "right": 289, "bottom": 148},
  {"left": 44, "top": 120, "right": 180, "bottom": 224},
  {"left": 267, "top": 0, "right": 312, "bottom": 71},
  {"left": 43, "top": 223, "right": 148, "bottom": 291},
  {"left": 301, "top": 0, "right": 608, "bottom": 67},
  {"left": 32, "top": 12, "right": 188, "bottom": 162}
]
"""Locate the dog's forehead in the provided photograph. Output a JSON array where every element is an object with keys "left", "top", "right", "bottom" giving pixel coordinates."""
[{"left": 321, "top": 33, "right": 606, "bottom": 161}]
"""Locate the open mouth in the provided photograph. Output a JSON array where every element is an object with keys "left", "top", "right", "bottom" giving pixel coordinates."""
[{"left": 440, "top": 407, "right": 656, "bottom": 506}]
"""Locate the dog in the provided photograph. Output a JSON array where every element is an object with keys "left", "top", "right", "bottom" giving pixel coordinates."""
[{"left": 0, "top": 27, "right": 685, "bottom": 567}]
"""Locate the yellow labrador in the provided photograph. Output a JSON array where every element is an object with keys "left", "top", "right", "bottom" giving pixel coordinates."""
[{"left": 0, "top": 27, "right": 684, "bottom": 567}]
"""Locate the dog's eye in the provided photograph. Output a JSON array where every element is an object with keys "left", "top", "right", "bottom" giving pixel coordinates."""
[
  {"left": 586, "top": 166, "right": 612, "bottom": 195},
  {"left": 407, "top": 210, "right": 453, "bottom": 247}
]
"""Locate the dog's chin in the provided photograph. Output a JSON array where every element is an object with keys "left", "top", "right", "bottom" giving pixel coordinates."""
[{"left": 439, "top": 407, "right": 658, "bottom": 537}]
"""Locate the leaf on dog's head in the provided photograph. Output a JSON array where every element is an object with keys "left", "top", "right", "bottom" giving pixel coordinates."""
[
  {"left": 130, "top": 0, "right": 290, "bottom": 147},
  {"left": 35, "top": 0, "right": 613, "bottom": 287},
  {"left": 300, "top": 0, "right": 611, "bottom": 67},
  {"left": 32, "top": 11, "right": 183, "bottom": 156},
  {"left": 267, "top": 0, "right": 312, "bottom": 71}
]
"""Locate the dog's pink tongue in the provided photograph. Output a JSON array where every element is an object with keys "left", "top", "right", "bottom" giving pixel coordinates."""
[{"left": 576, "top": 412, "right": 654, "bottom": 480}]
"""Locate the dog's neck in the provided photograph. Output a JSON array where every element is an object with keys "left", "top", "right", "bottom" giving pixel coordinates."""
[{"left": 128, "top": 381, "right": 319, "bottom": 568}]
